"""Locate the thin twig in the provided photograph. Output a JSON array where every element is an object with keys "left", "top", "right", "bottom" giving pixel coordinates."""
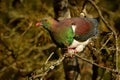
[
  {"left": 21, "top": 22, "right": 33, "bottom": 37},
  {"left": 80, "top": 0, "right": 87, "bottom": 13},
  {"left": 115, "top": 31, "right": 119, "bottom": 80},
  {"left": 87, "top": 0, "right": 116, "bottom": 34},
  {"left": 75, "top": 54, "right": 120, "bottom": 75},
  {"left": 98, "top": 32, "right": 113, "bottom": 52},
  {"left": 45, "top": 52, "right": 54, "bottom": 65},
  {"left": 32, "top": 55, "right": 65, "bottom": 80},
  {"left": 87, "top": 0, "right": 119, "bottom": 79}
]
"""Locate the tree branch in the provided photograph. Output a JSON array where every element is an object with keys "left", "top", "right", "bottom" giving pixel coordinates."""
[
  {"left": 87, "top": 0, "right": 119, "bottom": 79},
  {"left": 31, "top": 54, "right": 65, "bottom": 80},
  {"left": 75, "top": 54, "right": 120, "bottom": 75}
]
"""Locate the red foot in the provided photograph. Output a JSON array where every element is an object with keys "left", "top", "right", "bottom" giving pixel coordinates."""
[{"left": 64, "top": 48, "right": 78, "bottom": 57}]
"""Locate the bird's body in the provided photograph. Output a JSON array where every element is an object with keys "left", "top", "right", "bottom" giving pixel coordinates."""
[{"left": 36, "top": 17, "right": 99, "bottom": 54}]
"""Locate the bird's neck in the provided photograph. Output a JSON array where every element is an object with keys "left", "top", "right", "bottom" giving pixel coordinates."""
[{"left": 50, "top": 18, "right": 58, "bottom": 29}]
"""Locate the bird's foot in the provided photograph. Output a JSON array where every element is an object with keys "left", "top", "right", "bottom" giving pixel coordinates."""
[{"left": 64, "top": 48, "right": 78, "bottom": 57}]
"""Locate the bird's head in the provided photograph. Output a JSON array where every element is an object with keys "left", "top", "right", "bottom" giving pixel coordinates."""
[
  {"left": 36, "top": 17, "right": 57, "bottom": 31},
  {"left": 36, "top": 18, "right": 51, "bottom": 30}
]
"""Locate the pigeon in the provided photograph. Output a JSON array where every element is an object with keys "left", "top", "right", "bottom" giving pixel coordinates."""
[{"left": 36, "top": 17, "right": 99, "bottom": 55}]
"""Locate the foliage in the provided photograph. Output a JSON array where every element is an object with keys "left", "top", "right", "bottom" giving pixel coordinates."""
[{"left": 0, "top": 0, "right": 120, "bottom": 80}]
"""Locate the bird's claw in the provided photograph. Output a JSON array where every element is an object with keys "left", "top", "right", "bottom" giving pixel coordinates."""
[{"left": 64, "top": 48, "right": 78, "bottom": 58}]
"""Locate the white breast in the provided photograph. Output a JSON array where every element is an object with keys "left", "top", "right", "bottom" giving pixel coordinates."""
[
  {"left": 69, "top": 39, "right": 90, "bottom": 52},
  {"left": 72, "top": 24, "right": 76, "bottom": 33},
  {"left": 69, "top": 24, "right": 91, "bottom": 53}
]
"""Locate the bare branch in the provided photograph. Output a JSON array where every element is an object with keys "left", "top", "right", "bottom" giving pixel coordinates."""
[
  {"left": 87, "top": 0, "right": 116, "bottom": 34},
  {"left": 87, "top": 0, "right": 119, "bottom": 79},
  {"left": 32, "top": 55, "right": 65, "bottom": 80},
  {"left": 98, "top": 32, "right": 113, "bottom": 52},
  {"left": 45, "top": 52, "right": 54, "bottom": 65},
  {"left": 75, "top": 54, "right": 120, "bottom": 75},
  {"left": 21, "top": 22, "right": 33, "bottom": 37}
]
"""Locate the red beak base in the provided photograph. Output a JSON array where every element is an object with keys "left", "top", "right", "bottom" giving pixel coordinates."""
[{"left": 35, "top": 22, "right": 42, "bottom": 27}]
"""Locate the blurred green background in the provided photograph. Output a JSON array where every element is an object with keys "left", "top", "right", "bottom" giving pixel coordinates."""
[{"left": 0, "top": 0, "right": 120, "bottom": 80}]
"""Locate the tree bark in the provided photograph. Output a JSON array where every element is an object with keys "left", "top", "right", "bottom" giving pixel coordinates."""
[
  {"left": 53, "top": 0, "right": 80, "bottom": 80},
  {"left": 53, "top": 0, "right": 71, "bottom": 21}
]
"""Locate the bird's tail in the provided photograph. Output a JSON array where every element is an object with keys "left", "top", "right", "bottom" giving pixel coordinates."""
[{"left": 93, "top": 17, "right": 99, "bottom": 30}]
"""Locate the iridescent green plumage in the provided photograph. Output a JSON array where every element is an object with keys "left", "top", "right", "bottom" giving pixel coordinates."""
[{"left": 52, "top": 25, "right": 74, "bottom": 47}]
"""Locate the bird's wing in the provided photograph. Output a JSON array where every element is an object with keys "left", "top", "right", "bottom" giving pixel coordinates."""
[{"left": 73, "top": 18, "right": 98, "bottom": 42}]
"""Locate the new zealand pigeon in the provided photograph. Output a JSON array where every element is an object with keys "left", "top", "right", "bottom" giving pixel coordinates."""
[{"left": 36, "top": 17, "right": 99, "bottom": 55}]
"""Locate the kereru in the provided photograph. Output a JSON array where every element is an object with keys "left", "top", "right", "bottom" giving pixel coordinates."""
[{"left": 36, "top": 17, "right": 99, "bottom": 56}]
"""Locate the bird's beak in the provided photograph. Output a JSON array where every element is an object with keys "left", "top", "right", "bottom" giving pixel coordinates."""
[{"left": 35, "top": 22, "right": 42, "bottom": 27}]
